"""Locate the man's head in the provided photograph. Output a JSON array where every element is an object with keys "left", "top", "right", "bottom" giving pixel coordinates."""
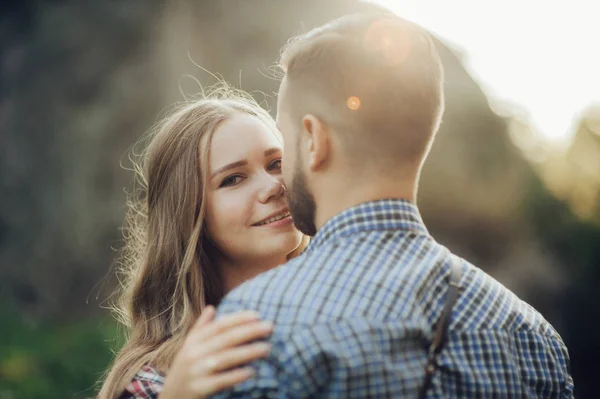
[{"left": 276, "top": 13, "right": 445, "bottom": 236}]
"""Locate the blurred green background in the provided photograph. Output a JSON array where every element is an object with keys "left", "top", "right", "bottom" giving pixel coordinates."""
[{"left": 1, "top": 1, "right": 599, "bottom": 398}]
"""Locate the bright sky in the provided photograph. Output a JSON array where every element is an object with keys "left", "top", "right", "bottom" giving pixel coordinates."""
[{"left": 372, "top": 0, "right": 600, "bottom": 145}]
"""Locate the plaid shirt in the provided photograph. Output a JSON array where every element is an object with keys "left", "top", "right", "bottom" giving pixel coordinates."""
[
  {"left": 212, "top": 199, "right": 574, "bottom": 398},
  {"left": 119, "top": 365, "right": 164, "bottom": 399}
]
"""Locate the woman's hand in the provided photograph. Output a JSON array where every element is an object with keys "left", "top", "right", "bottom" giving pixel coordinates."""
[{"left": 160, "top": 306, "right": 273, "bottom": 399}]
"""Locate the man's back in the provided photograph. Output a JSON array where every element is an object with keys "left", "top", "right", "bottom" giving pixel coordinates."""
[{"left": 216, "top": 200, "right": 573, "bottom": 398}]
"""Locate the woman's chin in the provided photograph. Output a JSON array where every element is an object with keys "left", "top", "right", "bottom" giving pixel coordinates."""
[
  {"left": 288, "top": 229, "right": 304, "bottom": 248},
  {"left": 261, "top": 231, "right": 303, "bottom": 260}
]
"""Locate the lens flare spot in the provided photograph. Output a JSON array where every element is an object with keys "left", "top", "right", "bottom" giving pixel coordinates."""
[{"left": 347, "top": 96, "right": 361, "bottom": 110}]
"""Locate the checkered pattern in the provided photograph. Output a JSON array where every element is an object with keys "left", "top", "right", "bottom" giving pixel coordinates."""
[
  {"left": 119, "top": 365, "right": 164, "bottom": 399},
  {"left": 212, "top": 199, "right": 574, "bottom": 398}
]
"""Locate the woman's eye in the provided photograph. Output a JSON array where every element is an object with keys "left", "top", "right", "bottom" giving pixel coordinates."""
[
  {"left": 268, "top": 159, "right": 282, "bottom": 172},
  {"left": 219, "top": 175, "right": 244, "bottom": 188}
]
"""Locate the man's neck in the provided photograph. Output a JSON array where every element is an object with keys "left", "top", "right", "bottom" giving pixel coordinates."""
[{"left": 313, "top": 177, "right": 417, "bottom": 231}]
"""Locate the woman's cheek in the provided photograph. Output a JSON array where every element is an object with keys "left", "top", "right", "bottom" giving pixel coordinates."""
[{"left": 218, "top": 191, "right": 251, "bottom": 230}]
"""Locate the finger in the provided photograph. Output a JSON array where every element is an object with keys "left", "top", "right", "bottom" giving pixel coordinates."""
[
  {"left": 199, "top": 321, "right": 273, "bottom": 356},
  {"left": 192, "top": 367, "right": 255, "bottom": 396},
  {"left": 193, "top": 342, "right": 271, "bottom": 374},
  {"left": 194, "top": 310, "right": 262, "bottom": 341}
]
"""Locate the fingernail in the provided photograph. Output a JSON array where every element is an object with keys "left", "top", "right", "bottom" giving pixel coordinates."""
[
  {"left": 244, "top": 310, "right": 261, "bottom": 319},
  {"left": 259, "top": 321, "right": 274, "bottom": 330}
]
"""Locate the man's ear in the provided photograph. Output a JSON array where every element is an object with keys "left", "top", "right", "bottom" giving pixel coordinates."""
[{"left": 301, "top": 114, "right": 330, "bottom": 171}]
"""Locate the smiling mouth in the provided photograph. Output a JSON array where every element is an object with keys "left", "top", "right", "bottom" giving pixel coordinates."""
[{"left": 252, "top": 211, "right": 292, "bottom": 226}]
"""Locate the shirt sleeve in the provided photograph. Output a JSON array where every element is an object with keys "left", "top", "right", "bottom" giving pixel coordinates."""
[{"left": 119, "top": 366, "right": 165, "bottom": 399}]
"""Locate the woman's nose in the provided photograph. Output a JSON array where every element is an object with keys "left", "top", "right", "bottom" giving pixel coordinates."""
[{"left": 258, "top": 175, "right": 285, "bottom": 204}]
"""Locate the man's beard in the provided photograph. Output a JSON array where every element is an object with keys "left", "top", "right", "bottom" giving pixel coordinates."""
[{"left": 286, "top": 155, "right": 317, "bottom": 237}]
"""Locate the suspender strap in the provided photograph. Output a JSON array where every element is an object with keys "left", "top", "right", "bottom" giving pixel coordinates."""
[{"left": 418, "top": 260, "right": 462, "bottom": 399}]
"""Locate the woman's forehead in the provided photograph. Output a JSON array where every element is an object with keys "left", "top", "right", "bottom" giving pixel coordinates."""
[{"left": 210, "top": 114, "right": 282, "bottom": 164}]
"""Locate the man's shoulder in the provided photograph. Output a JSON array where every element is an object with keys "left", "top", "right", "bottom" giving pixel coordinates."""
[
  {"left": 458, "top": 260, "right": 556, "bottom": 336},
  {"left": 218, "top": 255, "right": 307, "bottom": 314}
]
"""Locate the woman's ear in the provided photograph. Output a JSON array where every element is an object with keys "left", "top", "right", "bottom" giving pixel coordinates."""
[{"left": 301, "top": 114, "right": 330, "bottom": 171}]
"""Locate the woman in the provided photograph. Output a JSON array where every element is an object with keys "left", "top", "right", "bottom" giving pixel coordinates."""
[{"left": 99, "top": 86, "right": 308, "bottom": 399}]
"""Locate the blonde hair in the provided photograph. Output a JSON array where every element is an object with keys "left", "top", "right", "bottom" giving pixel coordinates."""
[
  {"left": 98, "top": 85, "right": 308, "bottom": 398},
  {"left": 279, "top": 13, "right": 445, "bottom": 169}
]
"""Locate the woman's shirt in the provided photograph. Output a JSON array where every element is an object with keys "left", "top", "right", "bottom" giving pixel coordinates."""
[{"left": 119, "top": 365, "right": 164, "bottom": 399}]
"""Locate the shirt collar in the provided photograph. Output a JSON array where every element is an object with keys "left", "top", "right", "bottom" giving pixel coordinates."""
[{"left": 306, "top": 199, "right": 429, "bottom": 251}]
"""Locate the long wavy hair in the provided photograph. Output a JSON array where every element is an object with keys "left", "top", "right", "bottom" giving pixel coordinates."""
[{"left": 98, "top": 86, "right": 308, "bottom": 398}]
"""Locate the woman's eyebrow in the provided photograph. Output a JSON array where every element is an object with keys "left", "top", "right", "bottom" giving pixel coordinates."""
[
  {"left": 211, "top": 160, "right": 248, "bottom": 179},
  {"left": 264, "top": 147, "right": 281, "bottom": 157}
]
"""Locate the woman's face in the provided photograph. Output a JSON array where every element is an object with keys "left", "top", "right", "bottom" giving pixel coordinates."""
[{"left": 205, "top": 112, "right": 302, "bottom": 268}]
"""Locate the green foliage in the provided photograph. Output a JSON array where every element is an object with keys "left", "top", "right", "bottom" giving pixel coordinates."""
[
  {"left": 525, "top": 178, "right": 600, "bottom": 279},
  {"left": 0, "top": 309, "right": 122, "bottom": 399}
]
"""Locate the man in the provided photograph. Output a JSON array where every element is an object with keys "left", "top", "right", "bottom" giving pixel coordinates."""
[{"left": 215, "top": 13, "right": 574, "bottom": 398}]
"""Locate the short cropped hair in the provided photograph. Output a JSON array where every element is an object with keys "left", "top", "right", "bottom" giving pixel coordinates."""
[{"left": 280, "top": 13, "right": 444, "bottom": 168}]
